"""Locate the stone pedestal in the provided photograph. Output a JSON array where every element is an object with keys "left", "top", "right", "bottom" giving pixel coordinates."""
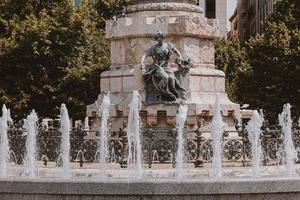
[{"left": 87, "top": 1, "right": 239, "bottom": 131}]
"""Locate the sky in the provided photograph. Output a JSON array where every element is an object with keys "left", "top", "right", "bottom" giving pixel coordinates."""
[{"left": 227, "top": 0, "right": 237, "bottom": 29}]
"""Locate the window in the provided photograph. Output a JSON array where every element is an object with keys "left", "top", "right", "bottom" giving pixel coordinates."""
[
  {"left": 250, "top": 22, "right": 256, "bottom": 36},
  {"left": 205, "top": 0, "right": 216, "bottom": 19}
]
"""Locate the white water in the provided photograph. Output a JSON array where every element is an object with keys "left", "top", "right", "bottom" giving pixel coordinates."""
[
  {"left": 98, "top": 94, "right": 111, "bottom": 179},
  {"left": 0, "top": 105, "right": 9, "bottom": 176},
  {"left": 7, "top": 109, "right": 13, "bottom": 124},
  {"left": 175, "top": 105, "right": 188, "bottom": 178},
  {"left": 41, "top": 155, "right": 49, "bottom": 166},
  {"left": 60, "top": 104, "right": 71, "bottom": 178},
  {"left": 278, "top": 103, "right": 296, "bottom": 175},
  {"left": 23, "top": 110, "right": 38, "bottom": 177},
  {"left": 246, "top": 110, "right": 263, "bottom": 177},
  {"left": 76, "top": 150, "right": 85, "bottom": 162},
  {"left": 127, "top": 90, "right": 143, "bottom": 179},
  {"left": 236, "top": 113, "right": 242, "bottom": 127},
  {"left": 84, "top": 116, "right": 90, "bottom": 131},
  {"left": 211, "top": 94, "right": 225, "bottom": 178}
]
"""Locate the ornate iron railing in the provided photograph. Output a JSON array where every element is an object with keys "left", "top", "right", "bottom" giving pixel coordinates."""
[{"left": 6, "top": 119, "right": 300, "bottom": 168}]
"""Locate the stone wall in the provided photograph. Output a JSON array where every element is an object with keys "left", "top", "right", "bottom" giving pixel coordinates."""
[
  {"left": 1, "top": 178, "right": 300, "bottom": 200},
  {"left": 3, "top": 193, "right": 300, "bottom": 200}
]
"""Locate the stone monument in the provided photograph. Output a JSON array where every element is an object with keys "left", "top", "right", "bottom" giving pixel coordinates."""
[{"left": 87, "top": 0, "right": 240, "bottom": 131}]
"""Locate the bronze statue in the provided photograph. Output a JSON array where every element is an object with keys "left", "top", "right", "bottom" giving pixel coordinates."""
[{"left": 141, "top": 31, "right": 191, "bottom": 104}]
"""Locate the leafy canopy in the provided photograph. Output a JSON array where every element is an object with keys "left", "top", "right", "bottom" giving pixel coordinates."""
[
  {"left": 0, "top": 0, "right": 125, "bottom": 119},
  {"left": 216, "top": 0, "right": 300, "bottom": 122}
]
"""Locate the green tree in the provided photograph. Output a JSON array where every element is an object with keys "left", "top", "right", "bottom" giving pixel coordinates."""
[
  {"left": 93, "top": 0, "right": 130, "bottom": 29},
  {"left": 0, "top": 0, "right": 111, "bottom": 119},
  {"left": 216, "top": 0, "right": 300, "bottom": 122},
  {"left": 268, "top": 0, "right": 300, "bottom": 30},
  {"left": 58, "top": 1, "right": 111, "bottom": 119},
  {"left": 215, "top": 39, "right": 251, "bottom": 102},
  {"left": 246, "top": 0, "right": 300, "bottom": 121}
]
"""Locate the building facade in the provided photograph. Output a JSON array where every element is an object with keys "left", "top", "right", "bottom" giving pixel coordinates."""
[
  {"left": 228, "top": 8, "right": 237, "bottom": 40},
  {"left": 198, "top": 0, "right": 228, "bottom": 38},
  {"left": 234, "top": 0, "right": 277, "bottom": 42},
  {"left": 255, "top": 0, "right": 277, "bottom": 34}
]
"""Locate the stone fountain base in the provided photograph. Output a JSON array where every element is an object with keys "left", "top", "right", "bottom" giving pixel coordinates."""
[{"left": 1, "top": 177, "right": 300, "bottom": 200}]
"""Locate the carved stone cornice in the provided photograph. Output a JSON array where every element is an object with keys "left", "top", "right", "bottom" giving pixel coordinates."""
[
  {"left": 129, "top": 0, "right": 198, "bottom": 5},
  {"left": 127, "top": 2, "right": 203, "bottom": 14}
]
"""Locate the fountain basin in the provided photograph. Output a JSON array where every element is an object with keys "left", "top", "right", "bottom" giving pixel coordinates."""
[{"left": 1, "top": 177, "right": 300, "bottom": 199}]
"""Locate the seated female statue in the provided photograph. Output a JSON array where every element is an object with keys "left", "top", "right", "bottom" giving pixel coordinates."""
[{"left": 141, "top": 31, "right": 191, "bottom": 104}]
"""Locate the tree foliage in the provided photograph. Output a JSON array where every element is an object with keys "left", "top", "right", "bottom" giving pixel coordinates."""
[
  {"left": 215, "top": 39, "right": 251, "bottom": 101},
  {"left": 0, "top": 0, "right": 116, "bottom": 119},
  {"left": 216, "top": 0, "right": 300, "bottom": 122},
  {"left": 93, "top": 0, "right": 129, "bottom": 28},
  {"left": 246, "top": 0, "right": 300, "bottom": 121}
]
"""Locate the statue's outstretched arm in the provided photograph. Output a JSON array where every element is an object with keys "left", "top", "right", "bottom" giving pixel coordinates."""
[
  {"left": 172, "top": 44, "right": 192, "bottom": 76},
  {"left": 141, "top": 54, "right": 147, "bottom": 73},
  {"left": 173, "top": 46, "right": 183, "bottom": 59},
  {"left": 141, "top": 49, "right": 151, "bottom": 74}
]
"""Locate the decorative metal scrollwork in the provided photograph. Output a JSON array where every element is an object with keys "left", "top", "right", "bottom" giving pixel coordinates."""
[
  {"left": 153, "top": 140, "right": 172, "bottom": 163},
  {"left": 83, "top": 139, "right": 98, "bottom": 162},
  {"left": 6, "top": 117, "right": 300, "bottom": 168},
  {"left": 223, "top": 140, "right": 243, "bottom": 161},
  {"left": 108, "top": 140, "right": 123, "bottom": 163},
  {"left": 8, "top": 125, "right": 25, "bottom": 164},
  {"left": 186, "top": 140, "right": 197, "bottom": 161},
  {"left": 244, "top": 139, "right": 252, "bottom": 159},
  {"left": 265, "top": 138, "right": 282, "bottom": 160},
  {"left": 201, "top": 140, "right": 213, "bottom": 161}
]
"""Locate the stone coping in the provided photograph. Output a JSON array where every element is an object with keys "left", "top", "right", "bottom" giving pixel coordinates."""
[
  {"left": 1, "top": 177, "right": 300, "bottom": 195},
  {"left": 129, "top": 0, "right": 198, "bottom": 5},
  {"left": 106, "top": 14, "right": 219, "bottom": 40},
  {"left": 127, "top": 3, "right": 203, "bottom": 14}
]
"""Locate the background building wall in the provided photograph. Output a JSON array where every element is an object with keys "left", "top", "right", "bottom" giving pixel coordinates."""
[
  {"left": 216, "top": 0, "right": 228, "bottom": 37},
  {"left": 235, "top": 0, "right": 277, "bottom": 42},
  {"left": 228, "top": 8, "right": 237, "bottom": 39}
]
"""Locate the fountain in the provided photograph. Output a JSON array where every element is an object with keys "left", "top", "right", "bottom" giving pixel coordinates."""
[
  {"left": 98, "top": 93, "right": 111, "bottom": 178},
  {"left": 127, "top": 90, "right": 143, "bottom": 179},
  {"left": 246, "top": 110, "right": 264, "bottom": 177},
  {"left": 84, "top": 116, "right": 90, "bottom": 131},
  {"left": 0, "top": 105, "right": 9, "bottom": 176},
  {"left": 2, "top": 0, "right": 300, "bottom": 199},
  {"left": 23, "top": 110, "right": 38, "bottom": 177},
  {"left": 7, "top": 109, "right": 13, "bottom": 124},
  {"left": 60, "top": 104, "right": 71, "bottom": 178},
  {"left": 1, "top": 100, "right": 300, "bottom": 199},
  {"left": 75, "top": 150, "right": 85, "bottom": 168},
  {"left": 175, "top": 104, "right": 188, "bottom": 178},
  {"left": 278, "top": 103, "right": 296, "bottom": 175},
  {"left": 211, "top": 94, "right": 225, "bottom": 178}
]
